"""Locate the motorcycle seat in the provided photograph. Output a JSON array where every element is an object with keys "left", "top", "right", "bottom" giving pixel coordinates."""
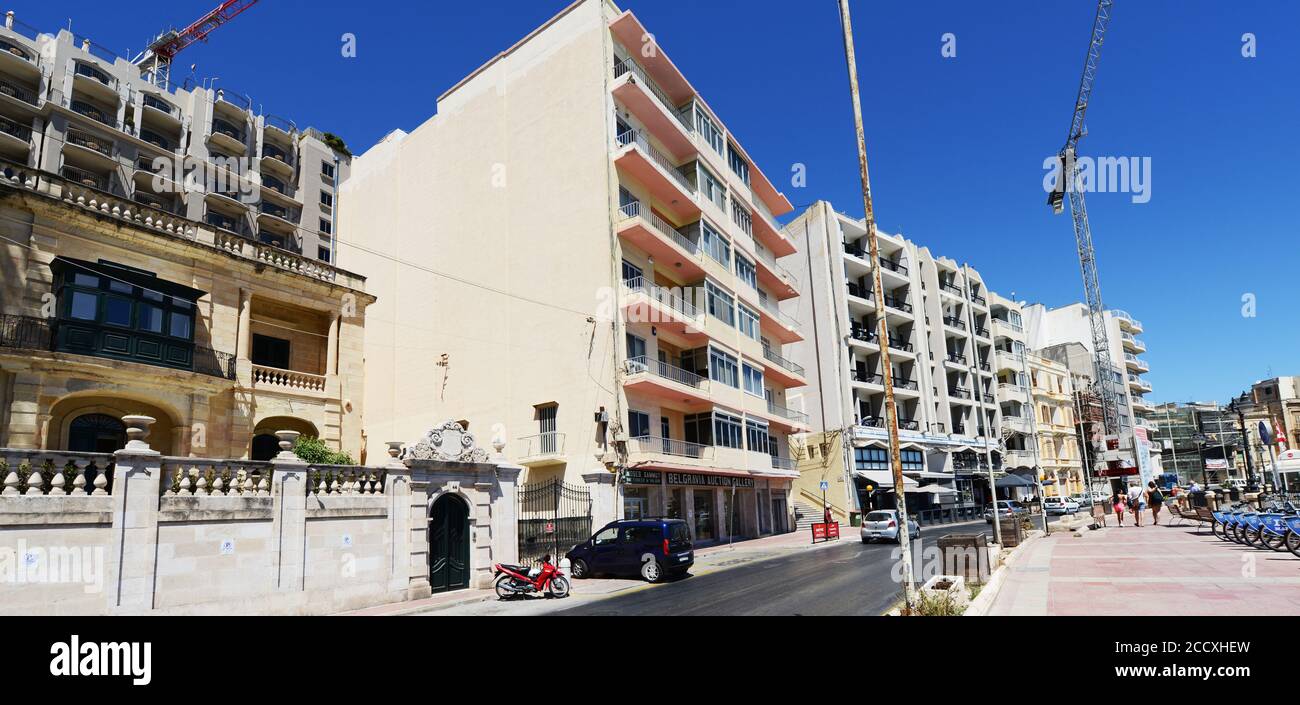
[{"left": 499, "top": 564, "right": 530, "bottom": 575}]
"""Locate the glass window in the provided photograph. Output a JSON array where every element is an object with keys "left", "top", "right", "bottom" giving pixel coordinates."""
[
  {"left": 592, "top": 527, "right": 619, "bottom": 546},
  {"left": 108, "top": 279, "right": 133, "bottom": 294},
  {"left": 694, "top": 491, "right": 715, "bottom": 541},
  {"left": 317, "top": 247, "right": 331, "bottom": 262},
  {"left": 321, "top": 161, "right": 335, "bottom": 178},
  {"left": 700, "top": 220, "right": 730, "bottom": 267},
  {"left": 628, "top": 409, "right": 650, "bottom": 439},
  {"left": 320, "top": 191, "right": 333, "bottom": 207},
  {"left": 72, "top": 273, "right": 99, "bottom": 287},
  {"left": 68, "top": 291, "right": 97, "bottom": 320},
  {"left": 104, "top": 297, "right": 133, "bottom": 327},
  {"left": 684, "top": 412, "right": 713, "bottom": 446},
  {"left": 623, "top": 487, "right": 651, "bottom": 520},
  {"left": 727, "top": 142, "right": 750, "bottom": 186},
  {"left": 713, "top": 412, "right": 743, "bottom": 449},
  {"left": 734, "top": 253, "right": 757, "bottom": 290},
  {"left": 738, "top": 304, "right": 760, "bottom": 341},
  {"left": 138, "top": 303, "right": 164, "bottom": 333},
  {"left": 746, "top": 420, "right": 770, "bottom": 453},
  {"left": 168, "top": 313, "right": 192, "bottom": 339},
  {"left": 742, "top": 363, "right": 764, "bottom": 397},
  {"left": 705, "top": 281, "right": 734, "bottom": 327},
  {"left": 699, "top": 164, "right": 725, "bottom": 210},
  {"left": 731, "top": 199, "right": 753, "bottom": 236},
  {"left": 709, "top": 348, "right": 739, "bottom": 388},
  {"left": 319, "top": 218, "right": 332, "bottom": 235},
  {"left": 695, "top": 111, "right": 724, "bottom": 156}
]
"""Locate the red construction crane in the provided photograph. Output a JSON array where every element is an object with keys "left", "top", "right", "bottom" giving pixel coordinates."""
[{"left": 133, "top": 0, "right": 260, "bottom": 89}]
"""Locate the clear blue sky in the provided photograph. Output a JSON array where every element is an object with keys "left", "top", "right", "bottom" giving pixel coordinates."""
[{"left": 19, "top": 1, "right": 1299, "bottom": 404}]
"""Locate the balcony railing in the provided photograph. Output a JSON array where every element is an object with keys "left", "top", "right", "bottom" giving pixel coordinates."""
[
  {"left": 622, "top": 276, "right": 700, "bottom": 319},
  {"left": 942, "top": 316, "right": 967, "bottom": 330},
  {"left": 846, "top": 281, "right": 873, "bottom": 300},
  {"left": 137, "top": 128, "right": 174, "bottom": 151},
  {"left": 251, "top": 364, "right": 327, "bottom": 394},
  {"left": 614, "top": 128, "right": 695, "bottom": 196},
  {"left": 759, "top": 296, "right": 801, "bottom": 332},
  {"left": 883, "top": 295, "right": 912, "bottom": 313},
  {"left": 0, "top": 314, "right": 234, "bottom": 380},
  {"left": 73, "top": 62, "right": 114, "bottom": 88},
  {"left": 140, "top": 93, "right": 176, "bottom": 117},
  {"left": 940, "top": 282, "right": 963, "bottom": 296},
  {"left": 628, "top": 435, "right": 710, "bottom": 460},
  {"left": 853, "top": 370, "right": 883, "bottom": 385},
  {"left": 0, "top": 114, "right": 32, "bottom": 143},
  {"left": 946, "top": 353, "right": 968, "bottom": 365},
  {"left": 204, "top": 211, "right": 243, "bottom": 234},
  {"left": 767, "top": 399, "right": 809, "bottom": 425},
  {"left": 753, "top": 241, "right": 798, "bottom": 289},
  {"left": 771, "top": 456, "right": 796, "bottom": 471},
  {"left": 974, "top": 327, "right": 990, "bottom": 338},
  {"left": 950, "top": 387, "right": 972, "bottom": 399},
  {"left": 211, "top": 118, "right": 245, "bottom": 144},
  {"left": 893, "top": 378, "right": 919, "bottom": 391},
  {"left": 0, "top": 77, "right": 38, "bottom": 106},
  {"left": 879, "top": 257, "right": 908, "bottom": 275},
  {"left": 261, "top": 144, "right": 294, "bottom": 167},
  {"left": 762, "top": 345, "right": 805, "bottom": 378},
  {"left": 887, "top": 337, "right": 913, "bottom": 352},
  {"left": 258, "top": 201, "right": 300, "bottom": 223},
  {"left": 60, "top": 165, "right": 108, "bottom": 191},
  {"left": 70, "top": 99, "right": 116, "bottom": 128},
  {"left": 0, "top": 38, "right": 34, "bottom": 63},
  {"left": 612, "top": 57, "right": 693, "bottom": 132},
  {"left": 993, "top": 317, "right": 1024, "bottom": 334},
  {"left": 971, "top": 294, "right": 987, "bottom": 307},
  {"left": 617, "top": 200, "right": 699, "bottom": 255},
  {"left": 516, "top": 432, "right": 565, "bottom": 458},
  {"left": 625, "top": 355, "right": 707, "bottom": 389},
  {"left": 843, "top": 241, "right": 867, "bottom": 259},
  {"left": 850, "top": 326, "right": 878, "bottom": 345},
  {"left": 66, "top": 128, "right": 112, "bottom": 157}
]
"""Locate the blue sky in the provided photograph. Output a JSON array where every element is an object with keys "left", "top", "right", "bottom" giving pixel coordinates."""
[{"left": 19, "top": 0, "right": 1299, "bottom": 404}]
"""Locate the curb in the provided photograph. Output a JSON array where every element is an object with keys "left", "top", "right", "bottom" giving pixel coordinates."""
[{"left": 963, "top": 531, "right": 1043, "bottom": 616}]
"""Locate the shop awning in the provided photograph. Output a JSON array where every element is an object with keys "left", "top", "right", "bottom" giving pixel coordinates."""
[
  {"left": 904, "top": 470, "right": 955, "bottom": 479},
  {"left": 854, "top": 470, "right": 919, "bottom": 488},
  {"left": 945, "top": 445, "right": 973, "bottom": 454},
  {"left": 907, "top": 484, "right": 957, "bottom": 495},
  {"left": 995, "top": 474, "right": 1037, "bottom": 489}
]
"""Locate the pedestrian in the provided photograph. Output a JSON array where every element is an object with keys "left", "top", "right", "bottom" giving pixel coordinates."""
[
  {"left": 1112, "top": 491, "right": 1127, "bottom": 526},
  {"left": 1188, "top": 479, "right": 1201, "bottom": 493},
  {"left": 1147, "top": 481, "right": 1165, "bottom": 525},
  {"left": 1127, "top": 482, "right": 1146, "bottom": 526}
]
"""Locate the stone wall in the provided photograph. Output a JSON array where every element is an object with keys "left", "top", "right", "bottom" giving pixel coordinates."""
[{"left": 0, "top": 418, "right": 522, "bottom": 615}]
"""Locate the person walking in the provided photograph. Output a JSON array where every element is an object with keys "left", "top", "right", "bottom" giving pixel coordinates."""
[
  {"left": 1147, "top": 481, "right": 1165, "bottom": 525},
  {"left": 1112, "top": 491, "right": 1127, "bottom": 527},
  {"left": 1127, "top": 482, "right": 1147, "bottom": 527}
]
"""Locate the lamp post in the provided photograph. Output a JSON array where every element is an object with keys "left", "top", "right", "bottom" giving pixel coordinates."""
[
  {"left": 1193, "top": 432, "right": 1209, "bottom": 486},
  {"left": 1228, "top": 399, "right": 1258, "bottom": 492}
]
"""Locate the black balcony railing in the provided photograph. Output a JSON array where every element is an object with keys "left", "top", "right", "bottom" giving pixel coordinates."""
[
  {"left": 850, "top": 326, "right": 878, "bottom": 345},
  {"left": 67, "top": 129, "right": 112, "bottom": 157},
  {"left": 258, "top": 201, "right": 299, "bottom": 222},
  {"left": 951, "top": 387, "right": 972, "bottom": 399},
  {"left": 141, "top": 93, "right": 175, "bottom": 117},
  {"left": 898, "top": 419, "right": 920, "bottom": 431},
  {"left": 257, "top": 229, "right": 302, "bottom": 254},
  {"left": 853, "top": 371, "right": 883, "bottom": 385},
  {"left": 138, "top": 128, "right": 173, "bottom": 151},
  {"left": 73, "top": 62, "right": 113, "bottom": 87},
  {"left": 0, "top": 114, "right": 32, "bottom": 143},
  {"left": 70, "top": 100, "right": 115, "bottom": 128},
  {"left": 883, "top": 295, "right": 912, "bottom": 313},
  {"left": 846, "top": 281, "right": 873, "bottom": 299},
  {"left": 972, "top": 295, "right": 987, "bottom": 306},
  {"left": 893, "top": 378, "right": 918, "bottom": 391},
  {"left": 0, "top": 38, "right": 34, "bottom": 63},
  {"left": 211, "top": 118, "right": 245, "bottom": 143},
  {"left": 887, "top": 338, "right": 913, "bottom": 352},
  {"left": 940, "top": 282, "right": 963, "bottom": 296},
  {"left": 975, "top": 327, "right": 990, "bottom": 338},
  {"left": 946, "top": 353, "right": 968, "bottom": 365},
  {"left": 132, "top": 192, "right": 176, "bottom": 214},
  {"left": 879, "top": 258, "right": 907, "bottom": 275},
  {"left": 0, "top": 77, "right": 38, "bottom": 106},
  {"left": 60, "top": 165, "right": 108, "bottom": 191},
  {"left": 205, "top": 211, "right": 242, "bottom": 233},
  {"left": 261, "top": 145, "right": 293, "bottom": 166},
  {"left": 943, "top": 316, "right": 967, "bottom": 330},
  {"left": 843, "top": 241, "right": 867, "bottom": 258}
]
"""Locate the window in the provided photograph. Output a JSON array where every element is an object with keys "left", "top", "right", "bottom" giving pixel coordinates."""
[
  {"left": 628, "top": 410, "right": 651, "bottom": 439},
  {"left": 709, "top": 347, "right": 739, "bottom": 388},
  {"left": 738, "top": 304, "right": 760, "bottom": 341},
  {"left": 699, "top": 164, "right": 725, "bottom": 210},
  {"left": 713, "top": 412, "right": 743, "bottom": 449},
  {"left": 251, "top": 334, "right": 291, "bottom": 369},
  {"left": 621, "top": 259, "right": 643, "bottom": 286},
  {"left": 684, "top": 412, "right": 712, "bottom": 446},
  {"left": 322, "top": 161, "right": 336, "bottom": 179},
  {"left": 730, "top": 198, "right": 752, "bottom": 236},
  {"left": 319, "top": 218, "right": 332, "bottom": 235},
  {"left": 592, "top": 527, "right": 619, "bottom": 546},
  {"left": 320, "top": 191, "right": 333, "bottom": 208},
  {"left": 317, "top": 246, "right": 331, "bottom": 262},
  {"left": 696, "top": 111, "right": 723, "bottom": 156},
  {"left": 625, "top": 333, "right": 646, "bottom": 365},
  {"left": 727, "top": 142, "right": 751, "bottom": 185},
  {"left": 746, "top": 420, "right": 769, "bottom": 453},
  {"left": 734, "top": 253, "right": 757, "bottom": 290},
  {"left": 700, "top": 220, "right": 730, "bottom": 267},
  {"left": 705, "top": 281, "right": 735, "bottom": 327},
  {"left": 742, "top": 363, "right": 764, "bottom": 397},
  {"left": 854, "top": 447, "right": 924, "bottom": 473}
]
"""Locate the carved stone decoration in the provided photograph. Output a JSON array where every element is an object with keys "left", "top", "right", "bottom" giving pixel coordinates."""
[{"left": 402, "top": 420, "right": 490, "bottom": 463}]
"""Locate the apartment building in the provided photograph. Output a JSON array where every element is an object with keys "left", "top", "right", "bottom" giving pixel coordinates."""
[
  {"left": 1023, "top": 302, "right": 1161, "bottom": 481},
  {"left": 339, "top": 0, "right": 807, "bottom": 542},
  {"left": 0, "top": 14, "right": 346, "bottom": 265},
  {"left": 0, "top": 14, "right": 370, "bottom": 460},
  {"left": 783, "top": 202, "right": 1004, "bottom": 518},
  {"left": 1148, "top": 402, "right": 1244, "bottom": 485}
]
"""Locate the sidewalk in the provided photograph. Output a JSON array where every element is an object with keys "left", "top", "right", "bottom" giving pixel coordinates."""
[{"left": 987, "top": 520, "right": 1300, "bottom": 616}]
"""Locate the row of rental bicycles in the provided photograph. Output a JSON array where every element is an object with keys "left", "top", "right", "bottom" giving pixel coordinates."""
[{"left": 1211, "top": 495, "right": 1300, "bottom": 555}]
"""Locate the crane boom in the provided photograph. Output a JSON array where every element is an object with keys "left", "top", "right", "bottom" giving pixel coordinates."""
[
  {"left": 1049, "top": 1, "right": 1121, "bottom": 446},
  {"left": 133, "top": 0, "right": 260, "bottom": 89}
]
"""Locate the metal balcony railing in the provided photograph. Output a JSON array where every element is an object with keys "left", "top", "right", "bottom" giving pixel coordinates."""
[
  {"left": 612, "top": 57, "right": 693, "bottom": 132},
  {"left": 766, "top": 399, "right": 809, "bottom": 424},
  {"left": 884, "top": 295, "right": 912, "bottom": 313},
  {"left": 211, "top": 118, "right": 245, "bottom": 143},
  {"left": 759, "top": 296, "right": 801, "bottom": 332},
  {"left": 66, "top": 128, "right": 112, "bottom": 157},
  {"left": 74, "top": 62, "right": 114, "bottom": 88},
  {"left": 625, "top": 355, "right": 707, "bottom": 389},
  {"left": 622, "top": 276, "right": 700, "bottom": 319},
  {"left": 138, "top": 128, "right": 173, "bottom": 151},
  {"left": 850, "top": 326, "right": 878, "bottom": 345},
  {"left": 140, "top": 93, "right": 176, "bottom": 117},
  {"left": 70, "top": 99, "right": 116, "bottom": 128},
  {"left": 517, "top": 432, "right": 565, "bottom": 458},
  {"left": 879, "top": 257, "right": 908, "bottom": 275},
  {"left": 940, "top": 282, "right": 963, "bottom": 296},
  {"left": 946, "top": 353, "right": 968, "bottom": 365},
  {"left": 261, "top": 144, "right": 294, "bottom": 167},
  {"left": 617, "top": 201, "right": 699, "bottom": 255},
  {"left": 971, "top": 294, "right": 987, "bottom": 306},
  {"left": 843, "top": 241, "right": 867, "bottom": 259},
  {"left": 893, "top": 378, "right": 919, "bottom": 391},
  {"left": 614, "top": 128, "right": 696, "bottom": 196},
  {"left": 0, "top": 38, "right": 34, "bottom": 63},
  {"left": 943, "top": 316, "right": 967, "bottom": 330},
  {"left": 771, "top": 456, "right": 796, "bottom": 471},
  {"left": 258, "top": 201, "right": 300, "bottom": 222},
  {"left": 60, "top": 165, "right": 108, "bottom": 191},
  {"left": 887, "top": 337, "right": 913, "bottom": 352},
  {"left": 846, "top": 281, "right": 873, "bottom": 300},
  {"left": 762, "top": 345, "right": 805, "bottom": 378},
  {"left": 0, "top": 77, "right": 38, "bottom": 106},
  {"left": 853, "top": 370, "right": 884, "bottom": 385},
  {"left": 0, "top": 114, "right": 32, "bottom": 143},
  {"left": 628, "top": 435, "right": 710, "bottom": 460}
]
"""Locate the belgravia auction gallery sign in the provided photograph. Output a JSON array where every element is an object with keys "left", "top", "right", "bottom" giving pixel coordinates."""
[{"left": 624, "top": 468, "right": 755, "bottom": 488}]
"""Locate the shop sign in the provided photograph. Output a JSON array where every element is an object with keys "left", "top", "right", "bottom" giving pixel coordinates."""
[
  {"left": 624, "top": 469, "right": 662, "bottom": 486},
  {"left": 811, "top": 522, "right": 840, "bottom": 543},
  {"left": 664, "top": 472, "right": 755, "bottom": 488}
]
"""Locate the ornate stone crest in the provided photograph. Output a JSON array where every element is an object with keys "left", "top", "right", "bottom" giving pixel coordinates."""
[{"left": 402, "top": 420, "right": 490, "bottom": 463}]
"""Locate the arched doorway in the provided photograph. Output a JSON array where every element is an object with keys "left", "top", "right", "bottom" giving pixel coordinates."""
[
  {"left": 250, "top": 416, "right": 319, "bottom": 461},
  {"left": 429, "top": 494, "right": 470, "bottom": 593},
  {"left": 67, "top": 413, "right": 126, "bottom": 453}
]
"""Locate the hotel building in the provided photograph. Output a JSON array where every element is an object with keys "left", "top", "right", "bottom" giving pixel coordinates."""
[{"left": 339, "top": 0, "right": 808, "bottom": 541}]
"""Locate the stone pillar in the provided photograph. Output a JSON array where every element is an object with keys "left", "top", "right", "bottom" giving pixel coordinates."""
[
  {"left": 382, "top": 442, "right": 413, "bottom": 595},
  {"left": 235, "top": 288, "right": 252, "bottom": 367},
  {"left": 5, "top": 372, "right": 44, "bottom": 449},
  {"left": 108, "top": 415, "right": 163, "bottom": 612},
  {"left": 326, "top": 311, "right": 340, "bottom": 376},
  {"left": 583, "top": 471, "right": 617, "bottom": 532},
  {"left": 269, "top": 430, "right": 309, "bottom": 592},
  {"left": 495, "top": 461, "right": 523, "bottom": 566}
]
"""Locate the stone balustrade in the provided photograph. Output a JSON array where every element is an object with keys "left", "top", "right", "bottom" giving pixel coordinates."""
[
  {"left": 160, "top": 458, "right": 274, "bottom": 497},
  {"left": 308, "top": 465, "right": 387, "bottom": 495},
  {"left": 0, "top": 449, "right": 114, "bottom": 496},
  {"left": 251, "top": 364, "right": 328, "bottom": 394}
]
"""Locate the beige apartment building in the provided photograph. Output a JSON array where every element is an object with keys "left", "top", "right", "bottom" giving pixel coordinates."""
[
  {"left": 0, "top": 13, "right": 370, "bottom": 459},
  {"left": 339, "top": 0, "right": 807, "bottom": 541}
]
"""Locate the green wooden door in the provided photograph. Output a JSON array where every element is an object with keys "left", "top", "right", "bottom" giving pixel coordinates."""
[{"left": 429, "top": 495, "right": 470, "bottom": 593}]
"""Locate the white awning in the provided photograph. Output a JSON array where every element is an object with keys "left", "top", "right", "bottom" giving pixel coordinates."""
[
  {"left": 945, "top": 445, "right": 973, "bottom": 454},
  {"left": 903, "top": 470, "right": 955, "bottom": 479},
  {"left": 907, "top": 485, "right": 958, "bottom": 495},
  {"left": 898, "top": 441, "right": 925, "bottom": 450},
  {"left": 854, "top": 470, "right": 919, "bottom": 488}
]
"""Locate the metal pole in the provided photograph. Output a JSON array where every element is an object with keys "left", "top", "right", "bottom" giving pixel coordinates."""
[
  {"left": 837, "top": 0, "right": 916, "bottom": 609},
  {"left": 1019, "top": 351, "right": 1049, "bottom": 534}
]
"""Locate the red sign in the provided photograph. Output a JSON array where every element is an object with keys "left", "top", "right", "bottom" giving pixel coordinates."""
[
  {"left": 1098, "top": 466, "right": 1138, "bottom": 477},
  {"left": 544, "top": 522, "right": 555, "bottom": 533},
  {"left": 811, "top": 522, "right": 841, "bottom": 543}
]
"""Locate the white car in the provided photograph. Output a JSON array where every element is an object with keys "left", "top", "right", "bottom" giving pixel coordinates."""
[
  {"left": 860, "top": 510, "right": 919, "bottom": 543},
  {"left": 1043, "top": 496, "right": 1080, "bottom": 515}
]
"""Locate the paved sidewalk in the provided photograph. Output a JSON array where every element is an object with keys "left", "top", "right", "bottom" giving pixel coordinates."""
[{"left": 987, "top": 520, "right": 1300, "bottom": 616}]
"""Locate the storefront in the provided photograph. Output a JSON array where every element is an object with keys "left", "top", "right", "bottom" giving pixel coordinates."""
[{"left": 620, "top": 468, "right": 792, "bottom": 544}]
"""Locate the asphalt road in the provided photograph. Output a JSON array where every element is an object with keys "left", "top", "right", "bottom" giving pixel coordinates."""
[{"left": 551, "top": 516, "right": 1067, "bottom": 616}]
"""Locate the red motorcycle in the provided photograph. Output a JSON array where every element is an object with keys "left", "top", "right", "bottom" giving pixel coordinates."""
[{"left": 493, "top": 555, "right": 571, "bottom": 600}]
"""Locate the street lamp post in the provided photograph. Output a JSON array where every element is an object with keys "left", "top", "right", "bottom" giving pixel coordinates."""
[{"left": 1228, "top": 399, "right": 1258, "bottom": 491}]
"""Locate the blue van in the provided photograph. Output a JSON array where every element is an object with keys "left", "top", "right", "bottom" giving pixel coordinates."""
[{"left": 565, "top": 518, "right": 693, "bottom": 582}]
